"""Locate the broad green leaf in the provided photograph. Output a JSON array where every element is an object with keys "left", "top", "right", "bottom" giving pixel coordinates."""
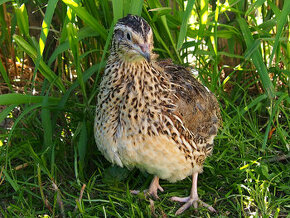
[{"left": 103, "top": 166, "right": 129, "bottom": 184}]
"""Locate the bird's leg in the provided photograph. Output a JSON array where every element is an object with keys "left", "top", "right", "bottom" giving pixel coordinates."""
[
  {"left": 171, "top": 172, "right": 216, "bottom": 215},
  {"left": 146, "top": 176, "right": 164, "bottom": 199},
  {"left": 130, "top": 176, "right": 164, "bottom": 200}
]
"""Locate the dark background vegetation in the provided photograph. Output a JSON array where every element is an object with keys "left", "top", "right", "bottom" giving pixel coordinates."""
[{"left": 0, "top": 0, "right": 289, "bottom": 217}]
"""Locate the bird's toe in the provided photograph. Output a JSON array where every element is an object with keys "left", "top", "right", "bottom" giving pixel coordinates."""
[
  {"left": 146, "top": 189, "right": 160, "bottom": 200},
  {"left": 172, "top": 196, "right": 216, "bottom": 215}
]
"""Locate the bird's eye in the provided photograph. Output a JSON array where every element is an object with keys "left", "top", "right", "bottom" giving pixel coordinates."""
[{"left": 126, "top": 32, "right": 131, "bottom": 41}]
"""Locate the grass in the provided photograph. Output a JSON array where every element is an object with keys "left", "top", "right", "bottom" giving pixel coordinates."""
[{"left": 0, "top": 0, "right": 289, "bottom": 217}]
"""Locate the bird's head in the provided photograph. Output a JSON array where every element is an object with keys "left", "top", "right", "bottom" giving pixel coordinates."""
[{"left": 112, "top": 14, "right": 153, "bottom": 63}]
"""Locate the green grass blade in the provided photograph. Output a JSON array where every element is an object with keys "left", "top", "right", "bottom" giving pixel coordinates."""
[
  {"left": 267, "top": 1, "right": 281, "bottom": 17},
  {"left": 13, "top": 35, "right": 37, "bottom": 59},
  {"left": 0, "top": 57, "right": 13, "bottom": 90},
  {"left": 2, "top": 169, "right": 19, "bottom": 192},
  {"left": 0, "top": 93, "right": 59, "bottom": 105},
  {"left": 62, "top": 0, "right": 107, "bottom": 40},
  {"left": 67, "top": 22, "right": 87, "bottom": 101},
  {"left": 244, "top": 39, "right": 261, "bottom": 60},
  {"left": 129, "top": 0, "right": 144, "bottom": 16},
  {"left": 48, "top": 26, "right": 99, "bottom": 66},
  {"left": 241, "top": 94, "right": 268, "bottom": 115},
  {"left": 0, "top": 104, "right": 15, "bottom": 124},
  {"left": 14, "top": 3, "right": 29, "bottom": 37},
  {"left": 26, "top": 142, "right": 51, "bottom": 177},
  {"left": 7, "top": 103, "right": 42, "bottom": 144},
  {"left": 0, "top": 5, "right": 7, "bottom": 41},
  {"left": 93, "top": 22, "right": 115, "bottom": 91},
  {"left": 245, "top": 0, "right": 266, "bottom": 16},
  {"left": 32, "top": 0, "right": 59, "bottom": 95},
  {"left": 0, "top": 0, "right": 12, "bottom": 5},
  {"left": 13, "top": 35, "right": 65, "bottom": 92},
  {"left": 112, "top": 0, "right": 123, "bottom": 23},
  {"left": 100, "top": 0, "right": 112, "bottom": 27},
  {"left": 287, "top": 19, "right": 290, "bottom": 72},
  {"left": 262, "top": 93, "right": 288, "bottom": 150},
  {"left": 48, "top": 41, "right": 69, "bottom": 67},
  {"left": 237, "top": 16, "right": 274, "bottom": 99},
  {"left": 77, "top": 120, "right": 87, "bottom": 177},
  {"left": 39, "top": 0, "right": 58, "bottom": 55},
  {"left": 268, "top": 0, "right": 290, "bottom": 66},
  {"left": 61, "top": 64, "right": 102, "bottom": 110},
  {"left": 160, "top": 15, "right": 181, "bottom": 63},
  {"left": 41, "top": 94, "right": 53, "bottom": 151},
  {"left": 177, "top": 0, "right": 195, "bottom": 50}
]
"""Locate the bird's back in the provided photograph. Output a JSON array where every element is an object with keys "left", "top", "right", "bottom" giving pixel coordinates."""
[{"left": 157, "top": 59, "right": 221, "bottom": 150}]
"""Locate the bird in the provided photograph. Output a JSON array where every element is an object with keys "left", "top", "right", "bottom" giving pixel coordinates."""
[{"left": 94, "top": 14, "right": 221, "bottom": 215}]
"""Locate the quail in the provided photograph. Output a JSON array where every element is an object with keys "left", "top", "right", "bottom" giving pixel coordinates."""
[{"left": 94, "top": 14, "right": 221, "bottom": 215}]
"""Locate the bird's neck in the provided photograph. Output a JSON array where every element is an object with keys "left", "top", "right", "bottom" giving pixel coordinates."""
[{"left": 105, "top": 55, "right": 152, "bottom": 84}]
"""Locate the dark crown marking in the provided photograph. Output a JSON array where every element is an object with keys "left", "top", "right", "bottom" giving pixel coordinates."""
[{"left": 117, "top": 14, "right": 151, "bottom": 39}]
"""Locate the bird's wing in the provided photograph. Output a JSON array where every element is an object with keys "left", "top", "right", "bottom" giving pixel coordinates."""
[{"left": 157, "top": 59, "right": 221, "bottom": 140}]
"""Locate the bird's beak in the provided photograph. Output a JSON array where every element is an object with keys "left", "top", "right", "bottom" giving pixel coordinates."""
[{"left": 139, "top": 43, "right": 151, "bottom": 62}]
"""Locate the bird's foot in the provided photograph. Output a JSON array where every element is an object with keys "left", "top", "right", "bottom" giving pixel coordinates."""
[
  {"left": 145, "top": 178, "right": 164, "bottom": 199},
  {"left": 130, "top": 176, "right": 164, "bottom": 200},
  {"left": 170, "top": 196, "right": 216, "bottom": 215}
]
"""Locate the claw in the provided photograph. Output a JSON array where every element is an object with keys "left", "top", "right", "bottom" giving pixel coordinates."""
[
  {"left": 130, "top": 190, "right": 140, "bottom": 195},
  {"left": 171, "top": 197, "right": 216, "bottom": 215},
  {"left": 171, "top": 172, "right": 216, "bottom": 215},
  {"left": 146, "top": 176, "right": 164, "bottom": 199},
  {"left": 130, "top": 176, "right": 164, "bottom": 200}
]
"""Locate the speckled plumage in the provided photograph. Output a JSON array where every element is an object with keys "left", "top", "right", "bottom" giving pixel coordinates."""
[{"left": 94, "top": 14, "right": 221, "bottom": 214}]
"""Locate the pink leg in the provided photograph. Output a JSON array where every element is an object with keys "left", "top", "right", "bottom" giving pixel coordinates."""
[
  {"left": 130, "top": 176, "right": 164, "bottom": 199},
  {"left": 147, "top": 176, "right": 164, "bottom": 199},
  {"left": 171, "top": 172, "right": 216, "bottom": 215}
]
